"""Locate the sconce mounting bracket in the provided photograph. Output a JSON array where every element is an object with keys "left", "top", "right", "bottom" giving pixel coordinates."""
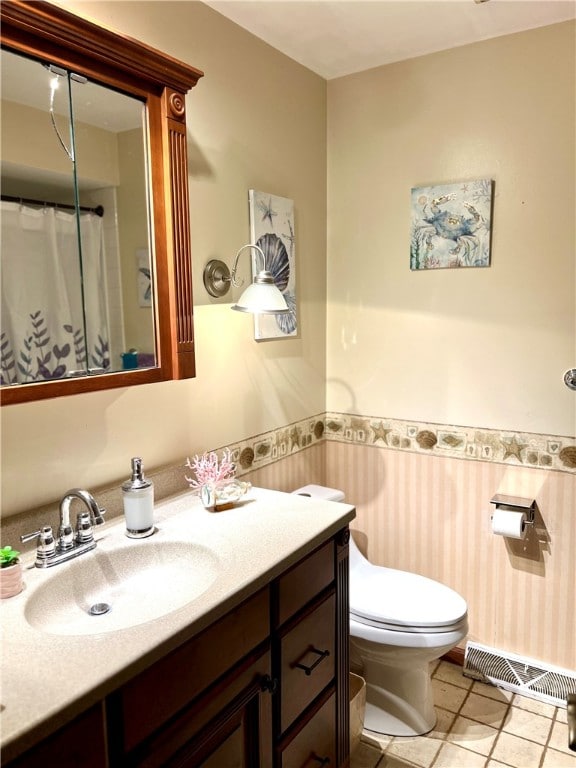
[
  {"left": 564, "top": 369, "right": 576, "bottom": 391},
  {"left": 204, "top": 259, "right": 231, "bottom": 298}
]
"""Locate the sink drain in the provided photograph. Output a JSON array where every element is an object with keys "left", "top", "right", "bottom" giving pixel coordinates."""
[{"left": 89, "top": 602, "right": 111, "bottom": 616}]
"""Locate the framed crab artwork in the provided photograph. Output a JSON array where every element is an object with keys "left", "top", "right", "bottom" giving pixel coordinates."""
[
  {"left": 410, "top": 179, "right": 494, "bottom": 270},
  {"left": 248, "top": 189, "right": 297, "bottom": 340}
]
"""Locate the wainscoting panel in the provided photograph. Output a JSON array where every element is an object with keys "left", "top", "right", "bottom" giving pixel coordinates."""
[
  {"left": 243, "top": 441, "right": 325, "bottom": 496},
  {"left": 326, "top": 441, "right": 575, "bottom": 671}
]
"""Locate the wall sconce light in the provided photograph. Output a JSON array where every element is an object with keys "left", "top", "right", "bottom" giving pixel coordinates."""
[{"left": 203, "top": 244, "right": 290, "bottom": 314}]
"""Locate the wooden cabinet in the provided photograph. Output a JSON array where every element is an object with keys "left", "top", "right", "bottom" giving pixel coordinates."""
[
  {"left": 4, "top": 528, "right": 350, "bottom": 768},
  {"left": 107, "top": 587, "right": 273, "bottom": 768},
  {"left": 274, "top": 534, "right": 350, "bottom": 768},
  {"left": 116, "top": 648, "right": 274, "bottom": 768},
  {"left": 110, "top": 587, "right": 271, "bottom": 760},
  {"left": 5, "top": 705, "right": 107, "bottom": 768},
  {"left": 279, "top": 593, "right": 336, "bottom": 733},
  {"left": 280, "top": 692, "right": 336, "bottom": 768}
]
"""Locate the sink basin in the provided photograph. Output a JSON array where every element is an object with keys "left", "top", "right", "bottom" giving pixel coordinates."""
[{"left": 24, "top": 539, "right": 220, "bottom": 636}]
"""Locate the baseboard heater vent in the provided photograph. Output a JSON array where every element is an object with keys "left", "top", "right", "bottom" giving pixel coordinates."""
[{"left": 463, "top": 642, "right": 576, "bottom": 707}]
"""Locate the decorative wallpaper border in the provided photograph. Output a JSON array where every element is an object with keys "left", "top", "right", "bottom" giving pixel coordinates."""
[
  {"left": 324, "top": 412, "right": 576, "bottom": 473},
  {"left": 227, "top": 415, "right": 326, "bottom": 475},
  {"left": 226, "top": 412, "right": 576, "bottom": 476}
]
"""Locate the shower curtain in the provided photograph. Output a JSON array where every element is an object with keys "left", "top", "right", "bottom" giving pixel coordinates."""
[{"left": 0, "top": 201, "right": 110, "bottom": 385}]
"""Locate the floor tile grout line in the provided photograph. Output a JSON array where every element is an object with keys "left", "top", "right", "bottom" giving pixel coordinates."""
[
  {"left": 427, "top": 682, "right": 477, "bottom": 768},
  {"left": 538, "top": 706, "right": 560, "bottom": 768},
  {"left": 484, "top": 697, "right": 513, "bottom": 767}
]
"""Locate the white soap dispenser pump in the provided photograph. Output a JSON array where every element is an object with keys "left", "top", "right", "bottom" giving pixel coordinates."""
[{"left": 122, "top": 457, "right": 154, "bottom": 538}]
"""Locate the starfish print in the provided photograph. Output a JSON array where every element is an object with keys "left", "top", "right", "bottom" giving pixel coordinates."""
[
  {"left": 371, "top": 421, "right": 392, "bottom": 444},
  {"left": 282, "top": 219, "right": 295, "bottom": 250},
  {"left": 290, "top": 426, "right": 301, "bottom": 451},
  {"left": 257, "top": 197, "right": 277, "bottom": 228},
  {"left": 501, "top": 435, "right": 527, "bottom": 462}
]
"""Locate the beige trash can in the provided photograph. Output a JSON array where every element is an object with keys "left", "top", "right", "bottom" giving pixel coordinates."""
[{"left": 350, "top": 672, "right": 366, "bottom": 755}]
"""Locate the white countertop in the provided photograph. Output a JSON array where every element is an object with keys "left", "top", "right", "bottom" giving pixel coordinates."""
[{"left": 0, "top": 487, "right": 355, "bottom": 762}]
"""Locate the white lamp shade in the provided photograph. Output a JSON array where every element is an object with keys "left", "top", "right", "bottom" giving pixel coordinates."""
[{"left": 231, "top": 280, "right": 290, "bottom": 314}]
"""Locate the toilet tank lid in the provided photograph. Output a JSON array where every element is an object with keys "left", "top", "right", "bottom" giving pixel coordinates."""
[{"left": 292, "top": 484, "right": 345, "bottom": 502}]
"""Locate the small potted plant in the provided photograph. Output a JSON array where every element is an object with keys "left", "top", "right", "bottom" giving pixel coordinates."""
[
  {"left": 0, "top": 545, "right": 23, "bottom": 598},
  {"left": 185, "top": 449, "right": 251, "bottom": 511}
]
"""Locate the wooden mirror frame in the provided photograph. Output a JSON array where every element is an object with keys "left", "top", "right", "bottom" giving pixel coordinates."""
[{"left": 0, "top": 0, "right": 203, "bottom": 405}]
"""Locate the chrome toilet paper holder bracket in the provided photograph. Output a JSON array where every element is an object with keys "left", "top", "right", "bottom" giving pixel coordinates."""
[{"left": 490, "top": 494, "right": 535, "bottom": 525}]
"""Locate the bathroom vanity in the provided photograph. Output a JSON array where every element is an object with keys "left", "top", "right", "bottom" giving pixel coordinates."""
[{"left": 0, "top": 488, "right": 355, "bottom": 767}]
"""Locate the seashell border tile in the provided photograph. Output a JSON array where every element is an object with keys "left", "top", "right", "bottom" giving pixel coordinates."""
[{"left": 224, "top": 413, "right": 575, "bottom": 477}]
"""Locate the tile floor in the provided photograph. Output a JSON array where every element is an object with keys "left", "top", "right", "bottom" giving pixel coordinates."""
[{"left": 352, "top": 660, "right": 576, "bottom": 768}]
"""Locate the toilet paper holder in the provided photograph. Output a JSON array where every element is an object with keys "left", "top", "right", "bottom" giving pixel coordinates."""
[{"left": 490, "top": 494, "right": 535, "bottom": 525}]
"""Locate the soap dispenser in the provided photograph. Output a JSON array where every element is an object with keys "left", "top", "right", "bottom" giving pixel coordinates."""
[{"left": 122, "top": 457, "right": 154, "bottom": 538}]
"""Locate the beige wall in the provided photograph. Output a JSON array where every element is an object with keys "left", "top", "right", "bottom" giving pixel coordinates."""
[
  {"left": 1, "top": 2, "right": 574, "bottom": 673},
  {"left": 1, "top": 1, "right": 327, "bottom": 516},
  {"left": 327, "top": 21, "right": 575, "bottom": 437},
  {"left": 116, "top": 129, "right": 154, "bottom": 355},
  {"left": 326, "top": 22, "right": 575, "bottom": 669},
  {"left": 1, "top": 100, "right": 120, "bottom": 189}
]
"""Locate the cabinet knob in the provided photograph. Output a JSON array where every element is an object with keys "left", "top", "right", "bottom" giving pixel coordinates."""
[
  {"left": 260, "top": 675, "right": 278, "bottom": 695},
  {"left": 294, "top": 647, "right": 330, "bottom": 676}
]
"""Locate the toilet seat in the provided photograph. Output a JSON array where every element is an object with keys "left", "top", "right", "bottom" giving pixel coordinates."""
[
  {"left": 350, "top": 565, "right": 467, "bottom": 633},
  {"left": 351, "top": 612, "right": 469, "bottom": 635}
]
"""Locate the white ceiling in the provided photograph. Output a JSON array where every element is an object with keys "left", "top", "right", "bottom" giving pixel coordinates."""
[{"left": 203, "top": 0, "right": 576, "bottom": 79}]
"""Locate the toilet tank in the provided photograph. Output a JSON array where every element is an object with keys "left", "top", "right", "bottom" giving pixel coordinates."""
[{"left": 292, "top": 484, "right": 345, "bottom": 502}]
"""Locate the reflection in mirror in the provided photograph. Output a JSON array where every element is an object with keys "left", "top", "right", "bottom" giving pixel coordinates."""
[
  {"left": 0, "top": 0, "right": 203, "bottom": 405},
  {"left": 1, "top": 47, "right": 155, "bottom": 385}
]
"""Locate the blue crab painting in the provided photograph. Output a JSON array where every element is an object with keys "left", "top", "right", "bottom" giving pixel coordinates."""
[{"left": 410, "top": 179, "right": 493, "bottom": 269}]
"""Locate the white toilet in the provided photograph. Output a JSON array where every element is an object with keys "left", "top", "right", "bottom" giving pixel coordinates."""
[{"left": 293, "top": 485, "right": 468, "bottom": 738}]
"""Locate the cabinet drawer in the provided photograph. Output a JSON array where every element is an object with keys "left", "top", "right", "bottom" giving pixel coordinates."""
[
  {"left": 118, "top": 587, "right": 270, "bottom": 753},
  {"left": 277, "top": 541, "right": 334, "bottom": 626},
  {"left": 280, "top": 593, "right": 336, "bottom": 734},
  {"left": 280, "top": 691, "right": 336, "bottom": 768}
]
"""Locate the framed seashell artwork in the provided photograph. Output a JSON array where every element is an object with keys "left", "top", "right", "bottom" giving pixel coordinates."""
[
  {"left": 248, "top": 189, "right": 297, "bottom": 340},
  {"left": 410, "top": 179, "right": 494, "bottom": 270}
]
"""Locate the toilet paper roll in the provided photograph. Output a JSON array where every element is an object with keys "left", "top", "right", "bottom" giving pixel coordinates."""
[{"left": 491, "top": 508, "right": 527, "bottom": 539}]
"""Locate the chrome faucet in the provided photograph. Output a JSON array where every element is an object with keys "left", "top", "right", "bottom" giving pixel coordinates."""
[{"left": 21, "top": 488, "right": 106, "bottom": 568}]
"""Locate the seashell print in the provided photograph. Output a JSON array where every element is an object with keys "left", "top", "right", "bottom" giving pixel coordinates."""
[
  {"left": 256, "top": 233, "right": 290, "bottom": 292},
  {"left": 559, "top": 446, "right": 576, "bottom": 468},
  {"left": 276, "top": 292, "right": 297, "bottom": 335},
  {"left": 442, "top": 434, "right": 463, "bottom": 447},
  {"left": 239, "top": 447, "right": 254, "bottom": 469},
  {"left": 416, "top": 430, "right": 437, "bottom": 449},
  {"left": 314, "top": 421, "right": 325, "bottom": 440}
]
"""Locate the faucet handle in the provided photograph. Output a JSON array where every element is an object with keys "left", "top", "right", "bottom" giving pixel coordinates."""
[
  {"left": 93, "top": 505, "right": 106, "bottom": 526},
  {"left": 20, "top": 525, "right": 56, "bottom": 563},
  {"left": 75, "top": 511, "right": 94, "bottom": 544}
]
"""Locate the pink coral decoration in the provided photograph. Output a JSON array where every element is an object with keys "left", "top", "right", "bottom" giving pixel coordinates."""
[{"left": 185, "top": 448, "right": 235, "bottom": 489}]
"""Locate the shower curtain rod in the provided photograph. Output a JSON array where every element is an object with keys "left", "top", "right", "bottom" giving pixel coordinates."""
[{"left": 1, "top": 194, "right": 104, "bottom": 217}]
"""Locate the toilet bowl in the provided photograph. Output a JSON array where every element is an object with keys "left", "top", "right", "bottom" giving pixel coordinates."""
[
  {"left": 349, "top": 535, "right": 468, "bottom": 736},
  {"left": 293, "top": 485, "right": 468, "bottom": 739}
]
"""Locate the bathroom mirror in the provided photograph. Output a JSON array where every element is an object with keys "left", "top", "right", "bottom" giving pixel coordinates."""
[
  {"left": 0, "top": 0, "right": 203, "bottom": 405},
  {"left": 2, "top": 48, "right": 155, "bottom": 383}
]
